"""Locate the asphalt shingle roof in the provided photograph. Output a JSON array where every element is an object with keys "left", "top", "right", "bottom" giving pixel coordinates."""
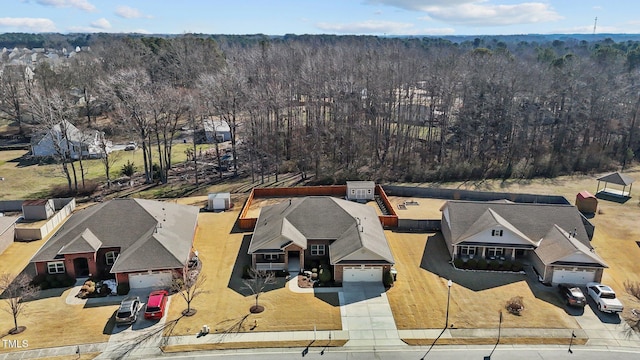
[
  {"left": 597, "top": 172, "right": 634, "bottom": 186},
  {"left": 31, "top": 198, "right": 199, "bottom": 273},
  {"left": 443, "top": 200, "right": 590, "bottom": 246},
  {"left": 249, "top": 197, "right": 394, "bottom": 265},
  {"left": 534, "top": 225, "right": 607, "bottom": 267}
]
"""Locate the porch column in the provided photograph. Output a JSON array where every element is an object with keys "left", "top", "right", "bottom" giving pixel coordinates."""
[
  {"left": 452, "top": 245, "right": 457, "bottom": 259},
  {"left": 251, "top": 254, "right": 257, "bottom": 268},
  {"left": 481, "top": 247, "right": 486, "bottom": 258},
  {"left": 510, "top": 249, "right": 515, "bottom": 260}
]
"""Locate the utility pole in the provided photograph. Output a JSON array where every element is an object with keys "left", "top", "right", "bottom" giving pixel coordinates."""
[{"left": 593, "top": 17, "right": 598, "bottom": 34}]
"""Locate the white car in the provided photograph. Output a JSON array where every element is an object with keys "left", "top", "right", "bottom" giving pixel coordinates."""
[{"left": 586, "top": 282, "right": 624, "bottom": 313}]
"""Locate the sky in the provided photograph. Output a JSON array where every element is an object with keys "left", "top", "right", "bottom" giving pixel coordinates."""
[{"left": 0, "top": 0, "right": 638, "bottom": 36}]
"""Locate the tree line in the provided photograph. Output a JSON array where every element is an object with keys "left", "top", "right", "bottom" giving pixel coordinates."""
[{"left": 2, "top": 34, "right": 640, "bottom": 192}]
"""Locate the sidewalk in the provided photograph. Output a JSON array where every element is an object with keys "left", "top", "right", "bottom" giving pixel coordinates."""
[{"left": 2, "top": 278, "right": 639, "bottom": 359}]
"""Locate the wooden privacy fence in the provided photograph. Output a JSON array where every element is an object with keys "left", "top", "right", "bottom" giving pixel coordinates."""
[{"left": 238, "top": 185, "right": 398, "bottom": 230}]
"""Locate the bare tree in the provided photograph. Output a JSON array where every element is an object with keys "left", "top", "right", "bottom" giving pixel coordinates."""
[
  {"left": 242, "top": 267, "right": 275, "bottom": 314},
  {"left": 0, "top": 273, "right": 39, "bottom": 334},
  {"left": 171, "top": 272, "right": 208, "bottom": 316}
]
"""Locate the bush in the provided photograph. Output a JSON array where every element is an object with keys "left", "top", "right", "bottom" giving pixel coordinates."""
[
  {"left": 501, "top": 260, "right": 512, "bottom": 271},
  {"left": 453, "top": 258, "right": 465, "bottom": 269},
  {"left": 506, "top": 296, "right": 525, "bottom": 315},
  {"left": 117, "top": 282, "right": 130, "bottom": 295},
  {"left": 318, "top": 268, "right": 332, "bottom": 284},
  {"left": 39, "top": 281, "right": 50, "bottom": 290},
  {"left": 488, "top": 260, "right": 500, "bottom": 270},
  {"left": 467, "top": 258, "right": 478, "bottom": 269},
  {"left": 512, "top": 261, "right": 523, "bottom": 272},
  {"left": 383, "top": 270, "right": 394, "bottom": 288},
  {"left": 30, "top": 273, "right": 47, "bottom": 287},
  {"left": 476, "top": 258, "right": 488, "bottom": 270}
]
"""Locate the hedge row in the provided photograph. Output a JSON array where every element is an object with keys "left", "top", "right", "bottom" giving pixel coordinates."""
[{"left": 453, "top": 258, "right": 523, "bottom": 272}]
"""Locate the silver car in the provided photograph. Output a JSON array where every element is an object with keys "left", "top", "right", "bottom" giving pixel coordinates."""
[{"left": 115, "top": 296, "right": 141, "bottom": 326}]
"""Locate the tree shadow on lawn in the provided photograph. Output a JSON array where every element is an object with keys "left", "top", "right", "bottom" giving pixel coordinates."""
[
  {"left": 227, "top": 234, "right": 286, "bottom": 296},
  {"left": 420, "top": 233, "right": 525, "bottom": 291}
]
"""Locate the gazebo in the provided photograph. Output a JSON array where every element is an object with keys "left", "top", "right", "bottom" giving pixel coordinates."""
[{"left": 596, "top": 172, "right": 634, "bottom": 197}]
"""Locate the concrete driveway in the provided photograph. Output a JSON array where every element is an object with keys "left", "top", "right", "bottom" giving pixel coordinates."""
[
  {"left": 340, "top": 282, "right": 405, "bottom": 347},
  {"left": 96, "top": 289, "right": 172, "bottom": 359},
  {"left": 572, "top": 295, "right": 640, "bottom": 347}
]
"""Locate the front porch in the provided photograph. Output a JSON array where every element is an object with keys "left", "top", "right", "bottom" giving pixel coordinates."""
[
  {"left": 453, "top": 244, "right": 531, "bottom": 262},
  {"left": 252, "top": 244, "right": 304, "bottom": 274}
]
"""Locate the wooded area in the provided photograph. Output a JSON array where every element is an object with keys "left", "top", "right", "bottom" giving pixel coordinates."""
[{"left": 2, "top": 33, "right": 640, "bottom": 190}]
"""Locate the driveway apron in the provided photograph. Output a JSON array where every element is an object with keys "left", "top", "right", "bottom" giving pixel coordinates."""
[
  {"left": 339, "top": 282, "right": 405, "bottom": 347},
  {"left": 96, "top": 289, "right": 171, "bottom": 359}
]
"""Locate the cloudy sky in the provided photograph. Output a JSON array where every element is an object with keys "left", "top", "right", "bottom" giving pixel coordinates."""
[{"left": 0, "top": 0, "right": 637, "bottom": 35}]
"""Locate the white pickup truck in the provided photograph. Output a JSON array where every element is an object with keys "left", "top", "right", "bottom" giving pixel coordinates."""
[{"left": 586, "top": 282, "right": 624, "bottom": 313}]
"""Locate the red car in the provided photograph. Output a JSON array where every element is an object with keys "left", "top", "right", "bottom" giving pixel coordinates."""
[{"left": 144, "top": 290, "right": 168, "bottom": 320}]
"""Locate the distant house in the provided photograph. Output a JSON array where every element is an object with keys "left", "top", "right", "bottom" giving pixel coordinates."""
[
  {"left": 203, "top": 118, "right": 231, "bottom": 143},
  {"left": 248, "top": 196, "right": 395, "bottom": 283},
  {"left": 30, "top": 120, "right": 111, "bottom": 159},
  {"left": 441, "top": 200, "right": 607, "bottom": 285},
  {"left": 30, "top": 198, "right": 199, "bottom": 289}
]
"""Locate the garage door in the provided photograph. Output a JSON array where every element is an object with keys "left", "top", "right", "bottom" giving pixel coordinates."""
[
  {"left": 552, "top": 268, "right": 596, "bottom": 285},
  {"left": 343, "top": 267, "right": 383, "bottom": 282},
  {"left": 128, "top": 271, "right": 173, "bottom": 289}
]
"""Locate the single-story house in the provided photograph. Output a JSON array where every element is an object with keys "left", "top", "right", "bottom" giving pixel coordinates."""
[
  {"left": 248, "top": 196, "right": 394, "bottom": 283},
  {"left": 31, "top": 120, "right": 112, "bottom": 159},
  {"left": 440, "top": 200, "right": 607, "bottom": 285},
  {"left": 346, "top": 181, "right": 375, "bottom": 201},
  {"left": 203, "top": 118, "right": 231, "bottom": 143},
  {"left": 30, "top": 198, "right": 199, "bottom": 289}
]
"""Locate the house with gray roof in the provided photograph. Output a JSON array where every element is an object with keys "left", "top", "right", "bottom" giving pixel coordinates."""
[
  {"left": 441, "top": 200, "right": 607, "bottom": 285},
  {"left": 30, "top": 198, "right": 199, "bottom": 289},
  {"left": 248, "top": 196, "right": 394, "bottom": 283}
]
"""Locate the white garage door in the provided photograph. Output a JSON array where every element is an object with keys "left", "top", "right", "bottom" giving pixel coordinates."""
[
  {"left": 552, "top": 268, "right": 596, "bottom": 285},
  {"left": 343, "top": 267, "right": 383, "bottom": 282},
  {"left": 128, "top": 271, "right": 173, "bottom": 289}
]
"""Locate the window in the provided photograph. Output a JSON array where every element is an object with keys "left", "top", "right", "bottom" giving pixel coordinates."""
[
  {"left": 47, "top": 261, "right": 65, "bottom": 274},
  {"left": 310, "top": 244, "right": 325, "bottom": 256},
  {"left": 491, "top": 229, "right": 503, "bottom": 236},
  {"left": 264, "top": 254, "right": 279, "bottom": 261},
  {"left": 460, "top": 246, "right": 476, "bottom": 256},
  {"left": 486, "top": 248, "right": 504, "bottom": 257},
  {"left": 105, "top": 251, "right": 118, "bottom": 265}
]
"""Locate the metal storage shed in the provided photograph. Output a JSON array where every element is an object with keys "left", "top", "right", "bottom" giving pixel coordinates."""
[{"left": 346, "top": 181, "right": 375, "bottom": 201}]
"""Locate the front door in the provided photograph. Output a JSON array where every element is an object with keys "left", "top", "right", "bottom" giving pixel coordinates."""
[
  {"left": 73, "top": 258, "right": 90, "bottom": 277},
  {"left": 288, "top": 251, "right": 301, "bottom": 274}
]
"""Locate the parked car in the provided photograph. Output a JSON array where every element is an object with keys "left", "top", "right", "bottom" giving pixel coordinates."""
[
  {"left": 115, "top": 296, "right": 141, "bottom": 326},
  {"left": 558, "top": 283, "right": 586, "bottom": 307},
  {"left": 144, "top": 290, "right": 169, "bottom": 320},
  {"left": 586, "top": 282, "right": 624, "bottom": 313},
  {"left": 124, "top": 142, "right": 137, "bottom": 151}
]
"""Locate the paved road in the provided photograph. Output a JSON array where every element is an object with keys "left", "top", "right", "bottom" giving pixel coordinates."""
[{"left": 161, "top": 346, "right": 640, "bottom": 360}]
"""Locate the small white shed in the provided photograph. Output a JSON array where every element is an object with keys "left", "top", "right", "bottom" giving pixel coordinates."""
[
  {"left": 22, "top": 199, "right": 55, "bottom": 220},
  {"left": 346, "top": 181, "right": 375, "bottom": 201},
  {"left": 208, "top": 193, "right": 231, "bottom": 211}
]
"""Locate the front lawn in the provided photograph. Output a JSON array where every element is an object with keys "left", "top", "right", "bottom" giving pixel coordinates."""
[{"left": 164, "top": 209, "right": 342, "bottom": 337}]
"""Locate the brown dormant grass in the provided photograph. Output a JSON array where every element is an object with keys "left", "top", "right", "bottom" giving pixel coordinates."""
[{"left": 164, "top": 209, "right": 341, "bottom": 337}]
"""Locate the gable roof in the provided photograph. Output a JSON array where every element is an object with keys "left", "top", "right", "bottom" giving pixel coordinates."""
[
  {"left": 442, "top": 200, "right": 590, "bottom": 246},
  {"left": 597, "top": 172, "right": 634, "bottom": 186},
  {"left": 456, "top": 208, "right": 537, "bottom": 247},
  {"left": 31, "top": 198, "right": 199, "bottom": 272},
  {"left": 58, "top": 228, "right": 102, "bottom": 255},
  {"left": 534, "top": 225, "right": 607, "bottom": 268},
  {"left": 249, "top": 197, "right": 394, "bottom": 264}
]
